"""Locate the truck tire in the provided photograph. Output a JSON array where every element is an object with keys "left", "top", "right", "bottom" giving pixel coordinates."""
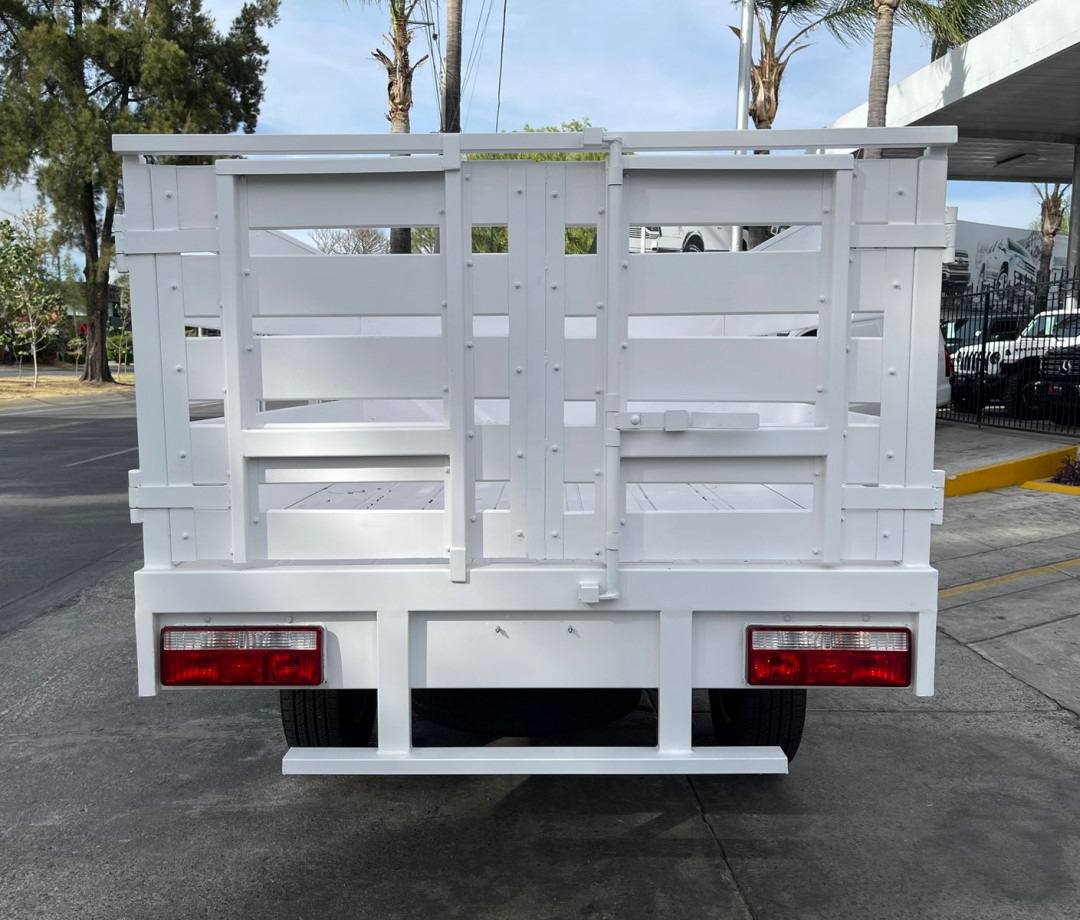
[
  {"left": 280, "top": 689, "right": 376, "bottom": 747},
  {"left": 412, "top": 688, "right": 642, "bottom": 737},
  {"left": 707, "top": 688, "right": 806, "bottom": 761},
  {"left": 1004, "top": 372, "right": 1037, "bottom": 419}
]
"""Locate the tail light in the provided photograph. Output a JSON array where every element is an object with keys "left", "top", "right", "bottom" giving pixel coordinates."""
[
  {"left": 160, "top": 627, "right": 322, "bottom": 686},
  {"left": 945, "top": 346, "right": 953, "bottom": 378},
  {"left": 747, "top": 627, "right": 911, "bottom": 687}
]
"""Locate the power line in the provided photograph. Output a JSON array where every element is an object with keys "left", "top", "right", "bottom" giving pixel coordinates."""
[
  {"left": 494, "top": 0, "right": 508, "bottom": 132},
  {"left": 463, "top": 0, "right": 496, "bottom": 128}
]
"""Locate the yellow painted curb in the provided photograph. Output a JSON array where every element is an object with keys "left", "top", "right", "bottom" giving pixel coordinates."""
[
  {"left": 938, "top": 556, "right": 1080, "bottom": 599},
  {"left": 1021, "top": 479, "right": 1080, "bottom": 496},
  {"left": 944, "top": 444, "right": 1078, "bottom": 497}
]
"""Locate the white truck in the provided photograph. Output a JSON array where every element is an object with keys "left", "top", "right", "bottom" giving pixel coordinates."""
[{"left": 115, "top": 126, "right": 952, "bottom": 776}]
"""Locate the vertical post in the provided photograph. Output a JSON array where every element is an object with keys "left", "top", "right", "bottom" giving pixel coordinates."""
[
  {"left": 601, "top": 139, "right": 625, "bottom": 599},
  {"left": 1068, "top": 145, "right": 1080, "bottom": 309},
  {"left": 658, "top": 609, "right": 693, "bottom": 754},
  {"left": 376, "top": 608, "right": 411, "bottom": 754},
  {"left": 730, "top": 0, "right": 755, "bottom": 253},
  {"left": 816, "top": 168, "right": 853, "bottom": 564},
  {"left": 218, "top": 173, "right": 263, "bottom": 564},
  {"left": 442, "top": 135, "right": 473, "bottom": 582}
]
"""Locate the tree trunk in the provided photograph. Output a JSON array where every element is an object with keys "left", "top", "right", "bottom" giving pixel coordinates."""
[
  {"left": 78, "top": 180, "right": 114, "bottom": 383},
  {"left": 865, "top": 0, "right": 900, "bottom": 158},
  {"left": 442, "top": 0, "right": 462, "bottom": 133}
]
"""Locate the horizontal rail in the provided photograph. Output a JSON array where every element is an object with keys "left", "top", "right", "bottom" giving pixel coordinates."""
[{"left": 113, "top": 127, "right": 957, "bottom": 157}]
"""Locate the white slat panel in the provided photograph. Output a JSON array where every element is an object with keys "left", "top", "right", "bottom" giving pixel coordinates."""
[
  {"left": 620, "top": 427, "right": 829, "bottom": 459},
  {"left": 564, "top": 338, "right": 602, "bottom": 399},
  {"left": 616, "top": 510, "right": 815, "bottom": 562},
  {"left": 464, "top": 161, "right": 509, "bottom": 224},
  {"left": 851, "top": 160, "right": 891, "bottom": 225},
  {"left": 254, "top": 254, "right": 444, "bottom": 316},
  {"left": 623, "top": 170, "right": 827, "bottom": 225},
  {"left": 245, "top": 173, "right": 444, "bottom": 229},
  {"left": 564, "top": 254, "right": 600, "bottom": 316},
  {"left": 243, "top": 426, "right": 450, "bottom": 459},
  {"left": 562, "top": 161, "right": 603, "bottom": 224},
  {"left": 265, "top": 509, "right": 446, "bottom": 559},
  {"left": 624, "top": 252, "right": 823, "bottom": 315},
  {"left": 186, "top": 336, "right": 225, "bottom": 400},
  {"left": 190, "top": 422, "right": 227, "bottom": 485},
  {"left": 194, "top": 510, "right": 231, "bottom": 560},
  {"left": 474, "top": 336, "right": 509, "bottom": 398},
  {"left": 181, "top": 254, "right": 220, "bottom": 321},
  {"left": 623, "top": 337, "right": 817, "bottom": 401},
  {"left": 849, "top": 337, "right": 883, "bottom": 403},
  {"left": 471, "top": 254, "right": 509, "bottom": 314},
  {"left": 176, "top": 167, "right": 217, "bottom": 229},
  {"left": 845, "top": 424, "right": 880, "bottom": 484},
  {"left": 260, "top": 336, "right": 446, "bottom": 399},
  {"left": 476, "top": 425, "right": 601, "bottom": 487},
  {"left": 623, "top": 456, "right": 816, "bottom": 484}
]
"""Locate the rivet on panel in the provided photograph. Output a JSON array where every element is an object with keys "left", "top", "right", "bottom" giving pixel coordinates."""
[
  {"left": 165, "top": 191, "right": 174, "bottom": 199},
  {"left": 466, "top": 260, "right": 473, "bottom": 267},
  {"left": 552, "top": 191, "right": 559, "bottom": 198},
  {"left": 886, "top": 450, "right": 895, "bottom": 459},
  {"left": 439, "top": 207, "right": 446, "bottom": 214},
  {"left": 594, "top": 387, "right": 602, "bottom": 394},
  {"left": 175, "top": 365, "right": 184, "bottom": 373},
  {"left": 252, "top": 517, "right": 259, "bottom": 525},
  {"left": 552, "top": 363, "right": 560, "bottom": 371},
  {"left": 882, "top": 531, "right": 891, "bottom": 538},
  {"left": 594, "top": 469, "right": 602, "bottom": 477},
  {"left": 470, "top": 515, "right": 477, "bottom": 522},
  {"left": 516, "top": 450, "right": 524, "bottom": 458},
  {"left": 621, "top": 342, "right": 628, "bottom": 349},
  {"left": 892, "top": 281, "right": 901, "bottom": 289},
  {"left": 444, "top": 467, "right": 451, "bottom": 474},
  {"left": 596, "top": 302, "right": 604, "bottom": 310},
  {"left": 551, "top": 530, "right": 560, "bottom": 538},
  {"left": 567, "top": 625, "right": 574, "bottom": 634},
  {"left": 442, "top": 384, "right": 449, "bottom": 392},
  {"left": 597, "top": 207, "right": 605, "bottom": 214},
  {"left": 889, "top": 367, "right": 897, "bottom": 375},
  {"left": 551, "top": 444, "right": 559, "bottom": 452},
  {"left": 593, "top": 548, "right": 602, "bottom": 555},
  {"left": 783, "top": 615, "right": 792, "bottom": 622},
  {"left": 818, "top": 295, "right": 827, "bottom": 303},
  {"left": 515, "top": 530, "right": 524, "bottom": 537},
  {"left": 178, "top": 451, "right": 187, "bottom": 459},
  {"left": 515, "top": 366, "right": 523, "bottom": 374},
  {"left": 182, "top": 532, "right": 190, "bottom": 541},
  {"left": 551, "top": 282, "right": 558, "bottom": 290},
  {"left": 812, "top": 547, "right": 821, "bottom": 555},
  {"left": 630, "top": 414, "right": 641, "bottom": 425},
  {"left": 170, "top": 282, "right": 178, "bottom": 290},
  {"left": 816, "top": 385, "right": 824, "bottom": 393},
  {"left": 245, "top": 345, "right": 253, "bottom": 352},
  {"left": 466, "top": 340, "right": 473, "bottom": 348},
  {"left": 467, "top": 430, "right": 475, "bottom": 438},
  {"left": 897, "top": 188, "right": 905, "bottom": 196},
  {"left": 516, "top": 187, "right": 523, "bottom": 195},
  {"left": 514, "top": 281, "right": 522, "bottom": 289},
  {"left": 243, "top": 269, "right": 250, "bottom": 276},
  {"left": 622, "top": 261, "right": 629, "bottom": 269},
  {"left": 203, "top": 615, "right": 212, "bottom": 624}
]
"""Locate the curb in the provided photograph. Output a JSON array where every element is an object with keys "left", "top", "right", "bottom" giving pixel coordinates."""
[
  {"left": 1021, "top": 479, "right": 1080, "bottom": 496},
  {"left": 944, "top": 444, "right": 1078, "bottom": 497}
]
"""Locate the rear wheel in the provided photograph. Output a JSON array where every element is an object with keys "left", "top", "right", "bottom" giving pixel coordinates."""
[
  {"left": 683, "top": 239, "right": 704, "bottom": 253},
  {"left": 1004, "top": 371, "right": 1038, "bottom": 419},
  {"left": 280, "top": 689, "right": 376, "bottom": 747},
  {"left": 707, "top": 688, "right": 807, "bottom": 762}
]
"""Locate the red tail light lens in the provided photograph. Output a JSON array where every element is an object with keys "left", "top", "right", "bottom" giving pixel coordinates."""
[
  {"left": 747, "top": 627, "right": 911, "bottom": 687},
  {"left": 160, "top": 627, "right": 322, "bottom": 686}
]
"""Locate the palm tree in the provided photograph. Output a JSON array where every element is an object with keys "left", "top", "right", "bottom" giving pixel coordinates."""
[
  {"left": 1035, "top": 184, "right": 1069, "bottom": 310},
  {"left": 441, "top": 0, "right": 462, "bottom": 132},
  {"left": 344, "top": 1, "right": 429, "bottom": 252},
  {"left": 927, "top": 0, "right": 1033, "bottom": 60}
]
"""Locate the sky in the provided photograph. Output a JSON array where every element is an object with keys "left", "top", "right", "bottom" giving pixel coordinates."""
[{"left": 0, "top": 0, "right": 1046, "bottom": 230}]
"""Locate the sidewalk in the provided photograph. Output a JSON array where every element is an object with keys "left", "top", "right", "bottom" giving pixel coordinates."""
[{"left": 934, "top": 419, "right": 1076, "bottom": 475}]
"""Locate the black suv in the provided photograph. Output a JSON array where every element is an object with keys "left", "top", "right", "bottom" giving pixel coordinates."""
[{"left": 1031, "top": 345, "right": 1080, "bottom": 424}]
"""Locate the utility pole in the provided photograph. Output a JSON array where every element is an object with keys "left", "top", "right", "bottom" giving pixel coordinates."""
[
  {"left": 731, "top": 0, "right": 755, "bottom": 252},
  {"left": 441, "top": 0, "right": 462, "bottom": 132}
]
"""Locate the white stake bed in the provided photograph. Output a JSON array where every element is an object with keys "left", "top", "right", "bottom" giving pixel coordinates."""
[{"left": 115, "top": 127, "right": 953, "bottom": 775}]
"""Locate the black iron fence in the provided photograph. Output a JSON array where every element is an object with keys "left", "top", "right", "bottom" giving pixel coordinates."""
[{"left": 938, "top": 274, "right": 1080, "bottom": 434}]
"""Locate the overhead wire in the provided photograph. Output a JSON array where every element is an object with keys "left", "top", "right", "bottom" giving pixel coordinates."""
[
  {"left": 462, "top": 0, "right": 496, "bottom": 128},
  {"left": 494, "top": 0, "right": 507, "bottom": 132}
]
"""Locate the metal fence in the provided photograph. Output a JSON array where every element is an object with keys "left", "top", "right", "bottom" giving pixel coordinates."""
[{"left": 938, "top": 273, "right": 1080, "bottom": 434}]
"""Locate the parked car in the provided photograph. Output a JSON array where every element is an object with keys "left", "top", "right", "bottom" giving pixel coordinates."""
[
  {"left": 1030, "top": 345, "right": 1080, "bottom": 424},
  {"left": 951, "top": 309, "right": 1080, "bottom": 417},
  {"left": 940, "top": 313, "right": 1025, "bottom": 353}
]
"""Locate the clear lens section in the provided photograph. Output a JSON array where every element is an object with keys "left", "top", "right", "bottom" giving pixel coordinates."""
[
  {"left": 751, "top": 629, "right": 909, "bottom": 652},
  {"left": 162, "top": 628, "right": 318, "bottom": 651}
]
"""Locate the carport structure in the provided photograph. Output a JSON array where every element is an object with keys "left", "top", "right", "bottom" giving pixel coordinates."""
[{"left": 831, "top": 0, "right": 1080, "bottom": 272}]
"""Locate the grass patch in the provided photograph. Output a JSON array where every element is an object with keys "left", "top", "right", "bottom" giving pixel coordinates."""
[{"left": 0, "top": 373, "right": 134, "bottom": 402}]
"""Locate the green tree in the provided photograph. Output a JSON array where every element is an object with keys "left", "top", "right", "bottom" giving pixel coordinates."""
[
  {"left": 1034, "top": 184, "right": 1069, "bottom": 309},
  {"left": 0, "top": 0, "right": 279, "bottom": 383},
  {"left": 0, "top": 206, "right": 64, "bottom": 387}
]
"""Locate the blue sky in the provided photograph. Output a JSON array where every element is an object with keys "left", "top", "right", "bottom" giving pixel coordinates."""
[{"left": 0, "top": 0, "right": 1045, "bottom": 229}]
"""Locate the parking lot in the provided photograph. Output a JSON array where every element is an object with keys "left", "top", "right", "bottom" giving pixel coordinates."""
[{"left": 2, "top": 400, "right": 1079, "bottom": 919}]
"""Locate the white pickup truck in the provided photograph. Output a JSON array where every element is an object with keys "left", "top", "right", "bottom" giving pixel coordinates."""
[{"left": 115, "top": 126, "right": 952, "bottom": 776}]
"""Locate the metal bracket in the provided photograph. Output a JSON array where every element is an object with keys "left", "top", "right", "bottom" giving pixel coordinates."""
[{"left": 615, "top": 410, "right": 760, "bottom": 432}]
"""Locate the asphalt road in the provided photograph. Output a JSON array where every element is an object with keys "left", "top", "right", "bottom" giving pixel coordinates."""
[
  {"left": 0, "top": 394, "right": 141, "bottom": 634},
  {"left": 1, "top": 404, "right": 1079, "bottom": 918}
]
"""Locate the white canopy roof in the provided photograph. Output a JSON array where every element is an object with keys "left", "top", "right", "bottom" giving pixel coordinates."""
[{"left": 830, "top": 0, "right": 1080, "bottom": 183}]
